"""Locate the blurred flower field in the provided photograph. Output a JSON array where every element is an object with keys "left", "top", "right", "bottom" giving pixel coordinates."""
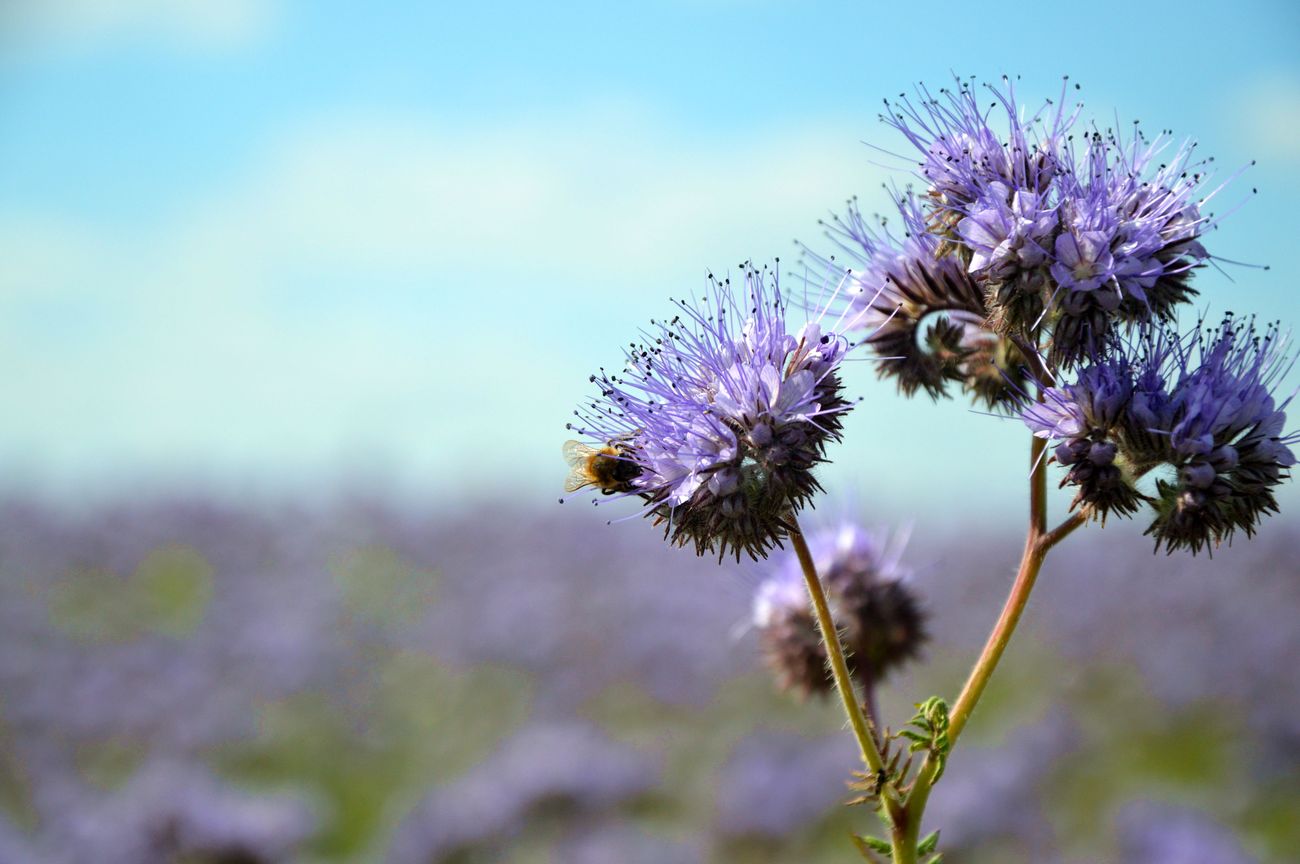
[{"left": 0, "top": 497, "right": 1294, "bottom": 863}]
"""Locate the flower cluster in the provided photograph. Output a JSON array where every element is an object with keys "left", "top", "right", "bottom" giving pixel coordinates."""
[
  {"left": 567, "top": 264, "right": 854, "bottom": 560},
  {"left": 1024, "top": 316, "right": 1296, "bottom": 553},
  {"left": 548, "top": 75, "right": 1298, "bottom": 864},
  {"left": 809, "top": 76, "right": 1226, "bottom": 391},
  {"left": 1022, "top": 354, "right": 1148, "bottom": 521},
  {"left": 1044, "top": 130, "right": 1214, "bottom": 365},
  {"left": 805, "top": 191, "right": 1029, "bottom": 408},
  {"left": 752, "top": 523, "right": 927, "bottom": 696}
]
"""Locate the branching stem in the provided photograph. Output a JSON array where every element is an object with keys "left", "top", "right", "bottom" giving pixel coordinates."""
[{"left": 887, "top": 432, "right": 1088, "bottom": 862}]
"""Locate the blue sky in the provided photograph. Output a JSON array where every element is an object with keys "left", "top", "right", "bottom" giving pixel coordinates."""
[{"left": 2, "top": 0, "right": 1298, "bottom": 521}]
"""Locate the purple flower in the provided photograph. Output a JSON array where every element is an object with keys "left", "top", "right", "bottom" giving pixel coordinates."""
[
  {"left": 1145, "top": 316, "right": 1297, "bottom": 553},
  {"left": 1024, "top": 356, "right": 1147, "bottom": 520},
  {"left": 1024, "top": 317, "right": 1296, "bottom": 551},
  {"left": 567, "top": 264, "right": 854, "bottom": 560},
  {"left": 803, "top": 192, "right": 1029, "bottom": 407},
  {"left": 878, "top": 78, "right": 1075, "bottom": 335},
  {"left": 959, "top": 183, "right": 1058, "bottom": 280},
  {"left": 752, "top": 521, "right": 925, "bottom": 695},
  {"left": 882, "top": 76, "right": 1076, "bottom": 208},
  {"left": 1047, "top": 129, "right": 1215, "bottom": 364},
  {"left": 1050, "top": 217, "right": 1120, "bottom": 297}
]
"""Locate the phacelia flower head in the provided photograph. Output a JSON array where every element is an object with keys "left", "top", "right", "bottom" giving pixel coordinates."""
[
  {"left": 804, "top": 191, "right": 1030, "bottom": 409},
  {"left": 753, "top": 522, "right": 927, "bottom": 696},
  {"left": 1024, "top": 355, "right": 1147, "bottom": 521},
  {"left": 883, "top": 79, "right": 1076, "bottom": 332},
  {"left": 882, "top": 76, "right": 1077, "bottom": 317},
  {"left": 1045, "top": 128, "right": 1216, "bottom": 366},
  {"left": 883, "top": 76, "right": 1075, "bottom": 210},
  {"left": 1024, "top": 316, "right": 1296, "bottom": 553},
  {"left": 1145, "top": 316, "right": 1296, "bottom": 553},
  {"left": 808, "top": 76, "right": 1242, "bottom": 385},
  {"left": 566, "top": 263, "right": 855, "bottom": 560}
]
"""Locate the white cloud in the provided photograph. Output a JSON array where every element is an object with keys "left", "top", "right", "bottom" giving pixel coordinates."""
[
  {"left": 164, "top": 105, "right": 882, "bottom": 285},
  {"left": 1236, "top": 73, "right": 1300, "bottom": 166},
  {"left": 0, "top": 104, "right": 895, "bottom": 498},
  {"left": 12, "top": 104, "right": 1289, "bottom": 519},
  {"left": 0, "top": 0, "right": 272, "bottom": 55}
]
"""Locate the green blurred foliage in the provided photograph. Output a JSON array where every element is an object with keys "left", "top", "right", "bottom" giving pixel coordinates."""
[
  {"left": 331, "top": 545, "right": 438, "bottom": 628},
  {"left": 18, "top": 540, "right": 1295, "bottom": 863},
  {"left": 214, "top": 544, "right": 527, "bottom": 861},
  {"left": 0, "top": 711, "right": 37, "bottom": 832},
  {"left": 219, "top": 656, "right": 532, "bottom": 860},
  {"left": 47, "top": 545, "right": 213, "bottom": 641}
]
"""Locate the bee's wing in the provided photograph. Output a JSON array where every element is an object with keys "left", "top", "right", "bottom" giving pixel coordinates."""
[
  {"left": 563, "top": 471, "right": 593, "bottom": 493},
  {"left": 562, "top": 439, "right": 595, "bottom": 467}
]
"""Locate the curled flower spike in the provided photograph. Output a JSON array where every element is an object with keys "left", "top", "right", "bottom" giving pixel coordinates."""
[
  {"left": 566, "top": 263, "right": 857, "bottom": 560},
  {"left": 1024, "top": 317, "right": 1297, "bottom": 552},
  {"left": 810, "top": 76, "right": 1244, "bottom": 382},
  {"left": 804, "top": 192, "right": 1028, "bottom": 409},
  {"left": 753, "top": 522, "right": 927, "bottom": 696}
]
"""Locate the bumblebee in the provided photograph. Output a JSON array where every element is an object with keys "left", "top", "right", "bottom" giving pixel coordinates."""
[{"left": 562, "top": 439, "right": 641, "bottom": 495}]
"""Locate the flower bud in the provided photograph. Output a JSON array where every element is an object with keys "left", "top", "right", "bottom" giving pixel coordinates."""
[{"left": 752, "top": 523, "right": 927, "bottom": 698}]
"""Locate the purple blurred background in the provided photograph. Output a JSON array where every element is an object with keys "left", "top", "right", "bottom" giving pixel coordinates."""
[
  {"left": 0, "top": 496, "right": 1294, "bottom": 862},
  {"left": 3, "top": 1, "right": 1298, "bottom": 862}
]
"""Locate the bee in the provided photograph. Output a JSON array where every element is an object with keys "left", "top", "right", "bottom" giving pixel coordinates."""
[{"left": 562, "top": 439, "right": 641, "bottom": 495}]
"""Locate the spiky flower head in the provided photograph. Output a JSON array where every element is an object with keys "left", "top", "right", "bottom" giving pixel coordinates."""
[
  {"left": 566, "top": 263, "right": 854, "bottom": 560},
  {"left": 1023, "top": 355, "right": 1147, "bottom": 521},
  {"left": 882, "top": 77, "right": 1071, "bottom": 210},
  {"left": 881, "top": 77, "right": 1076, "bottom": 325},
  {"left": 1145, "top": 317, "right": 1296, "bottom": 553},
  {"left": 808, "top": 75, "right": 1235, "bottom": 388},
  {"left": 1045, "top": 129, "right": 1216, "bottom": 365},
  {"left": 753, "top": 522, "right": 926, "bottom": 696},
  {"left": 803, "top": 191, "right": 1029, "bottom": 409},
  {"left": 751, "top": 567, "right": 829, "bottom": 697},
  {"left": 1024, "top": 316, "right": 1296, "bottom": 553}
]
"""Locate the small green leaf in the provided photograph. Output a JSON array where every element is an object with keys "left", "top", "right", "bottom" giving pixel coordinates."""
[
  {"left": 918, "top": 830, "right": 940, "bottom": 855},
  {"left": 851, "top": 834, "right": 893, "bottom": 855}
]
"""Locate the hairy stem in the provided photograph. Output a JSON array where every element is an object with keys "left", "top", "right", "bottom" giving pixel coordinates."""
[
  {"left": 1041, "top": 511, "right": 1088, "bottom": 552},
  {"left": 789, "top": 519, "right": 887, "bottom": 776},
  {"left": 860, "top": 671, "right": 880, "bottom": 731},
  {"left": 890, "top": 433, "right": 1087, "bottom": 861}
]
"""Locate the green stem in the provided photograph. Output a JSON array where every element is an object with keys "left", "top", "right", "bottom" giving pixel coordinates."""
[
  {"left": 948, "top": 434, "right": 1047, "bottom": 743},
  {"left": 789, "top": 518, "right": 887, "bottom": 777},
  {"left": 889, "top": 434, "right": 1088, "bottom": 861},
  {"left": 1030, "top": 431, "right": 1048, "bottom": 536}
]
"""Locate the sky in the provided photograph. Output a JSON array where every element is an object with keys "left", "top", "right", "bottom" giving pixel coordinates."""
[{"left": 2, "top": 0, "right": 1299, "bottom": 522}]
